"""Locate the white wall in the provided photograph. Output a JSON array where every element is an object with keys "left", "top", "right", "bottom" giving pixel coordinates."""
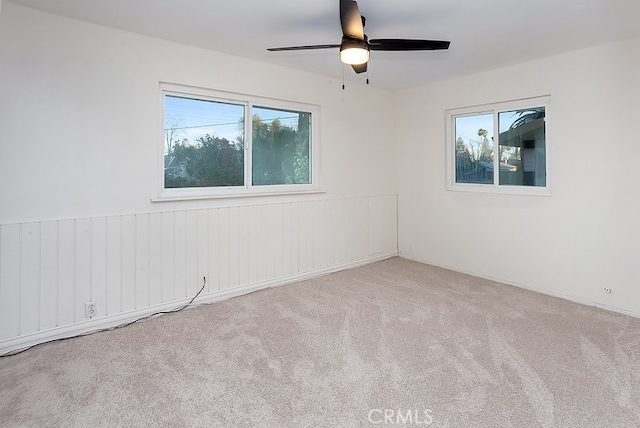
[
  {"left": 0, "top": 195, "right": 398, "bottom": 353},
  {"left": 0, "top": 3, "right": 397, "bottom": 224},
  {"left": 396, "top": 36, "right": 640, "bottom": 316},
  {"left": 0, "top": 4, "right": 399, "bottom": 353}
]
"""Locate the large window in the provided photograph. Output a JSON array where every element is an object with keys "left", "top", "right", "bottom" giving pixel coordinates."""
[
  {"left": 446, "top": 96, "right": 550, "bottom": 195},
  {"left": 158, "top": 83, "right": 318, "bottom": 199}
]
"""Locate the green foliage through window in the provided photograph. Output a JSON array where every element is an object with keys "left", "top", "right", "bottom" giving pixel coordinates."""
[{"left": 252, "top": 107, "right": 310, "bottom": 186}]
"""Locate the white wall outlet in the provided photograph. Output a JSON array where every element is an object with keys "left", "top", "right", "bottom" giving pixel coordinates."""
[{"left": 85, "top": 301, "right": 97, "bottom": 318}]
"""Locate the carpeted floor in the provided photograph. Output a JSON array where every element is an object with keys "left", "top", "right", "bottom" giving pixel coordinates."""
[{"left": 1, "top": 257, "right": 640, "bottom": 427}]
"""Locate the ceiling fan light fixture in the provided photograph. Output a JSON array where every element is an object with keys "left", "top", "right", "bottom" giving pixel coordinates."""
[
  {"left": 267, "top": 0, "right": 451, "bottom": 75},
  {"left": 340, "top": 39, "right": 369, "bottom": 65}
]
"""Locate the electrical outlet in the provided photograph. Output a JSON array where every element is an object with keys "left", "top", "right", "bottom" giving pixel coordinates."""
[{"left": 85, "top": 301, "right": 97, "bottom": 318}]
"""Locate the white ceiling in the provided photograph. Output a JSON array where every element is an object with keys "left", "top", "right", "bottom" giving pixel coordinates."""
[{"left": 6, "top": 0, "right": 640, "bottom": 90}]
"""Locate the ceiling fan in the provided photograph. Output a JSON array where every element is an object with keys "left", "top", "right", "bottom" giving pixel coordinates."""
[{"left": 267, "top": 0, "right": 450, "bottom": 76}]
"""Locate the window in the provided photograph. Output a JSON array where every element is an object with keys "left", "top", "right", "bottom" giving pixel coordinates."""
[
  {"left": 445, "top": 96, "right": 550, "bottom": 195},
  {"left": 158, "top": 83, "right": 318, "bottom": 200}
]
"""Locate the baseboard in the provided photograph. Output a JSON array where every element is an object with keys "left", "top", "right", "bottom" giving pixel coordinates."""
[
  {"left": 0, "top": 251, "right": 398, "bottom": 356},
  {"left": 399, "top": 250, "right": 640, "bottom": 320}
]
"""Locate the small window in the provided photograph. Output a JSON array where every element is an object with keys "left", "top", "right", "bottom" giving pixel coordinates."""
[
  {"left": 158, "top": 83, "right": 318, "bottom": 200},
  {"left": 446, "top": 96, "right": 550, "bottom": 195}
]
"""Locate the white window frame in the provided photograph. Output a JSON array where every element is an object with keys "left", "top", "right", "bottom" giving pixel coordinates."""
[
  {"left": 154, "top": 82, "right": 321, "bottom": 201},
  {"left": 445, "top": 95, "right": 551, "bottom": 196}
]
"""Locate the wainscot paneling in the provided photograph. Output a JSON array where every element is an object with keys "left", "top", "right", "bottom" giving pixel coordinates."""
[{"left": 0, "top": 195, "right": 398, "bottom": 354}]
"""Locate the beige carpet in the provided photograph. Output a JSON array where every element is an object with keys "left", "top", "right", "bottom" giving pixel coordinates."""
[{"left": 1, "top": 257, "right": 640, "bottom": 427}]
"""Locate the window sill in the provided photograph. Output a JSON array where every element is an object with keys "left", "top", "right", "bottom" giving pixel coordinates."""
[
  {"left": 447, "top": 184, "right": 551, "bottom": 197},
  {"left": 151, "top": 188, "right": 326, "bottom": 202}
]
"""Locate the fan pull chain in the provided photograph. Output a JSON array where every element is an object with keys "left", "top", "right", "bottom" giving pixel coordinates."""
[{"left": 342, "top": 66, "right": 345, "bottom": 90}]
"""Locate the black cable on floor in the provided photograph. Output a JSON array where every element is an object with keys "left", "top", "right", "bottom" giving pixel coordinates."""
[{"left": 0, "top": 278, "right": 207, "bottom": 358}]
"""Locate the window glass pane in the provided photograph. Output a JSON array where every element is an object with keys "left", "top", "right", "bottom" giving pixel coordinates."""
[
  {"left": 454, "top": 114, "right": 494, "bottom": 184},
  {"left": 252, "top": 106, "right": 311, "bottom": 186},
  {"left": 498, "top": 108, "right": 546, "bottom": 187},
  {"left": 164, "top": 95, "right": 245, "bottom": 188}
]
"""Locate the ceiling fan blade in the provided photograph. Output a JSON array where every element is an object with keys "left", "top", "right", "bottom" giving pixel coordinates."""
[
  {"left": 351, "top": 62, "right": 367, "bottom": 74},
  {"left": 267, "top": 44, "right": 341, "bottom": 51},
  {"left": 368, "top": 39, "right": 450, "bottom": 51},
  {"left": 340, "top": 0, "right": 364, "bottom": 40}
]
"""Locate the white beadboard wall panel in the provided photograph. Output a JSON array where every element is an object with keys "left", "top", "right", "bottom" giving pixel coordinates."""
[
  {"left": 0, "top": 195, "right": 397, "bottom": 354},
  {"left": 207, "top": 209, "right": 220, "bottom": 292},
  {"left": 90, "top": 217, "right": 108, "bottom": 317},
  {"left": 218, "top": 208, "right": 232, "bottom": 292},
  {"left": 196, "top": 210, "right": 209, "bottom": 297},
  {"left": 173, "top": 211, "right": 187, "bottom": 301},
  {"left": 352, "top": 198, "right": 370, "bottom": 261},
  {"left": 39, "top": 221, "right": 59, "bottom": 330},
  {"left": 134, "top": 214, "right": 150, "bottom": 310},
  {"left": 121, "top": 215, "right": 136, "bottom": 314},
  {"left": 57, "top": 220, "right": 76, "bottom": 327},
  {"left": 269, "top": 205, "right": 279, "bottom": 274},
  {"left": 74, "top": 219, "right": 92, "bottom": 322},
  {"left": 20, "top": 223, "right": 40, "bottom": 335},
  {"left": 148, "top": 213, "right": 163, "bottom": 307},
  {"left": 106, "top": 216, "right": 122, "bottom": 317},
  {"left": 228, "top": 206, "right": 240, "bottom": 290},
  {"left": 237, "top": 207, "right": 250, "bottom": 288},
  {"left": 0, "top": 224, "right": 21, "bottom": 339},
  {"left": 281, "top": 204, "right": 292, "bottom": 277},
  {"left": 186, "top": 210, "right": 200, "bottom": 298},
  {"left": 161, "top": 212, "right": 175, "bottom": 303},
  {"left": 314, "top": 200, "right": 330, "bottom": 269},
  {"left": 298, "top": 202, "right": 314, "bottom": 273}
]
